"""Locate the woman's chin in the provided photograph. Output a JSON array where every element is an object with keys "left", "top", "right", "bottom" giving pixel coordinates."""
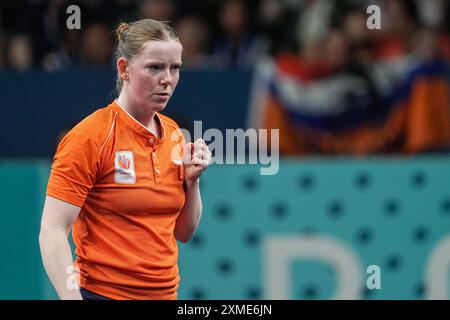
[
  {"left": 153, "top": 102, "right": 167, "bottom": 112},
  {"left": 144, "top": 101, "right": 167, "bottom": 112}
]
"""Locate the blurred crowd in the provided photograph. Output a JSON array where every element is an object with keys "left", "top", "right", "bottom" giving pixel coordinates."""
[{"left": 0, "top": 0, "right": 449, "bottom": 72}]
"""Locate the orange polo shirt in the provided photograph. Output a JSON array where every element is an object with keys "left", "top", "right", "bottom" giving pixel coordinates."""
[{"left": 46, "top": 100, "right": 186, "bottom": 300}]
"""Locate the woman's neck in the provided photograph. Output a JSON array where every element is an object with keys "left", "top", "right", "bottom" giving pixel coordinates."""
[{"left": 116, "top": 93, "right": 160, "bottom": 138}]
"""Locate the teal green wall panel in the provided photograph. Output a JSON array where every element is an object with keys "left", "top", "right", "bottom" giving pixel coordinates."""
[
  {"left": 1, "top": 158, "right": 450, "bottom": 299},
  {"left": 178, "top": 158, "right": 450, "bottom": 300},
  {"left": 0, "top": 161, "right": 50, "bottom": 299}
]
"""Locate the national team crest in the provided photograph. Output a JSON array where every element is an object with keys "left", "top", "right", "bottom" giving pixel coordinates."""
[
  {"left": 118, "top": 154, "right": 131, "bottom": 170},
  {"left": 114, "top": 151, "right": 136, "bottom": 184}
]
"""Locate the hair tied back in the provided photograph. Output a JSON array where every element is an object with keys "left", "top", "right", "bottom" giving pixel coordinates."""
[{"left": 116, "top": 22, "right": 129, "bottom": 41}]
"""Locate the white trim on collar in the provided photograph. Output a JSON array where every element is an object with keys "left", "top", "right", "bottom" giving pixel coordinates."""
[{"left": 114, "top": 99, "right": 165, "bottom": 138}]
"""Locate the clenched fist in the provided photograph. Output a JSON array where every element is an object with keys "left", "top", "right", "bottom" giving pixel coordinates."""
[{"left": 183, "top": 138, "right": 212, "bottom": 187}]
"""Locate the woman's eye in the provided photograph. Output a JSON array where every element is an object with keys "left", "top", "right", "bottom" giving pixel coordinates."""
[
  {"left": 147, "top": 65, "right": 163, "bottom": 71},
  {"left": 146, "top": 65, "right": 181, "bottom": 72}
]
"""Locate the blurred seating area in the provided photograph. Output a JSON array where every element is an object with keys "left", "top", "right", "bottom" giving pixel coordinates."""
[
  {"left": 0, "top": 0, "right": 449, "bottom": 157},
  {"left": 0, "top": 0, "right": 448, "bottom": 72},
  {"left": 246, "top": 0, "right": 450, "bottom": 155}
]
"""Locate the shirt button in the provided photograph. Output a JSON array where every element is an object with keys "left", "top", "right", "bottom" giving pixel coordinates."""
[
  {"left": 156, "top": 168, "right": 160, "bottom": 175},
  {"left": 149, "top": 138, "right": 154, "bottom": 144}
]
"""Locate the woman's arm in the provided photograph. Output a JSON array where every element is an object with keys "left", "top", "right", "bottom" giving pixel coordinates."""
[
  {"left": 39, "top": 196, "right": 82, "bottom": 300},
  {"left": 174, "top": 179, "right": 202, "bottom": 243},
  {"left": 174, "top": 139, "right": 211, "bottom": 243}
]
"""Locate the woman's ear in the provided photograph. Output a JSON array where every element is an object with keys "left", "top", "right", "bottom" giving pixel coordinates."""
[{"left": 117, "top": 57, "right": 129, "bottom": 81}]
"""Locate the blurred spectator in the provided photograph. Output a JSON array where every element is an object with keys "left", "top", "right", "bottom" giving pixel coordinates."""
[
  {"left": 175, "top": 15, "right": 212, "bottom": 69},
  {"left": 295, "top": 0, "right": 335, "bottom": 51},
  {"left": 411, "top": 28, "right": 441, "bottom": 63},
  {"left": 213, "top": 0, "right": 264, "bottom": 69},
  {"left": 414, "top": 0, "right": 446, "bottom": 29},
  {"left": 255, "top": 0, "right": 309, "bottom": 56},
  {"left": 323, "top": 29, "right": 350, "bottom": 72},
  {"left": 8, "top": 34, "right": 33, "bottom": 71},
  {"left": 139, "top": 0, "right": 176, "bottom": 21},
  {"left": 79, "top": 22, "right": 114, "bottom": 67},
  {"left": 255, "top": 0, "right": 285, "bottom": 55},
  {"left": 374, "top": 0, "right": 416, "bottom": 61},
  {"left": 42, "top": 29, "right": 82, "bottom": 72},
  {"left": 341, "top": 7, "right": 375, "bottom": 66},
  {"left": 412, "top": 0, "right": 450, "bottom": 63}
]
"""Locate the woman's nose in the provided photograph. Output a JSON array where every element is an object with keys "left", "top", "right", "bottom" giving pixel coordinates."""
[{"left": 160, "top": 69, "right": 171, "bottom": 85}]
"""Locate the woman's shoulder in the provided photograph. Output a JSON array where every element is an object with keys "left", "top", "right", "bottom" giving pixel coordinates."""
[
  {"left": 65, "top": 103, "right": 117, "bottom": 148},
  {"left": 157, "top": 113, "right": 181, "bottom": 130}
]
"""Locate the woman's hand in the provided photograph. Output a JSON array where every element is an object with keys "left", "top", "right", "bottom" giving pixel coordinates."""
[{"left": 183, "top": 138, "right": 212, "bottom": 187}]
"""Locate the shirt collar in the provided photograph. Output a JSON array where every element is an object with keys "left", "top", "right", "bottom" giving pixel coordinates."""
[{"left": 111, "top": 99, "right": 166, "bottom": 141}]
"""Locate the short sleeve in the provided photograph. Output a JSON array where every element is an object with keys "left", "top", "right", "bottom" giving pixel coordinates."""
[
  {"left": 46, "top": 130, "right": 100, "bottom": 207},
  {"left": 168, "top": 126, "right": 186, "bottom": 182}
]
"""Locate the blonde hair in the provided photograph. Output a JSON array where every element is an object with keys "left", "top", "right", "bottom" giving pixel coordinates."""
[{"left": 114, "top": 19, "right": 180, "bottom": 96}]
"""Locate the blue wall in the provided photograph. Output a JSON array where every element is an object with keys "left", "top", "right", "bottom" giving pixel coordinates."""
[{"left": 0, "top": 69, "right": 252, "bottom": 158}]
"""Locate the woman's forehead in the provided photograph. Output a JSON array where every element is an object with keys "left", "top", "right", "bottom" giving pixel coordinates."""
[{"left": 137, "top": 40, "right": 182, "bottom": 62}]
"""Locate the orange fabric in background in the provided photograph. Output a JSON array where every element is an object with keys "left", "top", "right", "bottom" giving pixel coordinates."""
[
  {"left": 404, "top": 77, "right": 450, "bottom": 153},
  {"left": 263, "top": 95, "right": 406, "bottom": 155},
  {"left": 263, "top": 75, "right": 450, "bottom": 155},
  {"left": 46, "top": 100, "right": 186, "bottom": 300}
]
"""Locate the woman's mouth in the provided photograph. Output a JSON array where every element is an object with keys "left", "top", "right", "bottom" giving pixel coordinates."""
[{"left": 154, "top": 92, "right": 170, "bottom": 101}]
